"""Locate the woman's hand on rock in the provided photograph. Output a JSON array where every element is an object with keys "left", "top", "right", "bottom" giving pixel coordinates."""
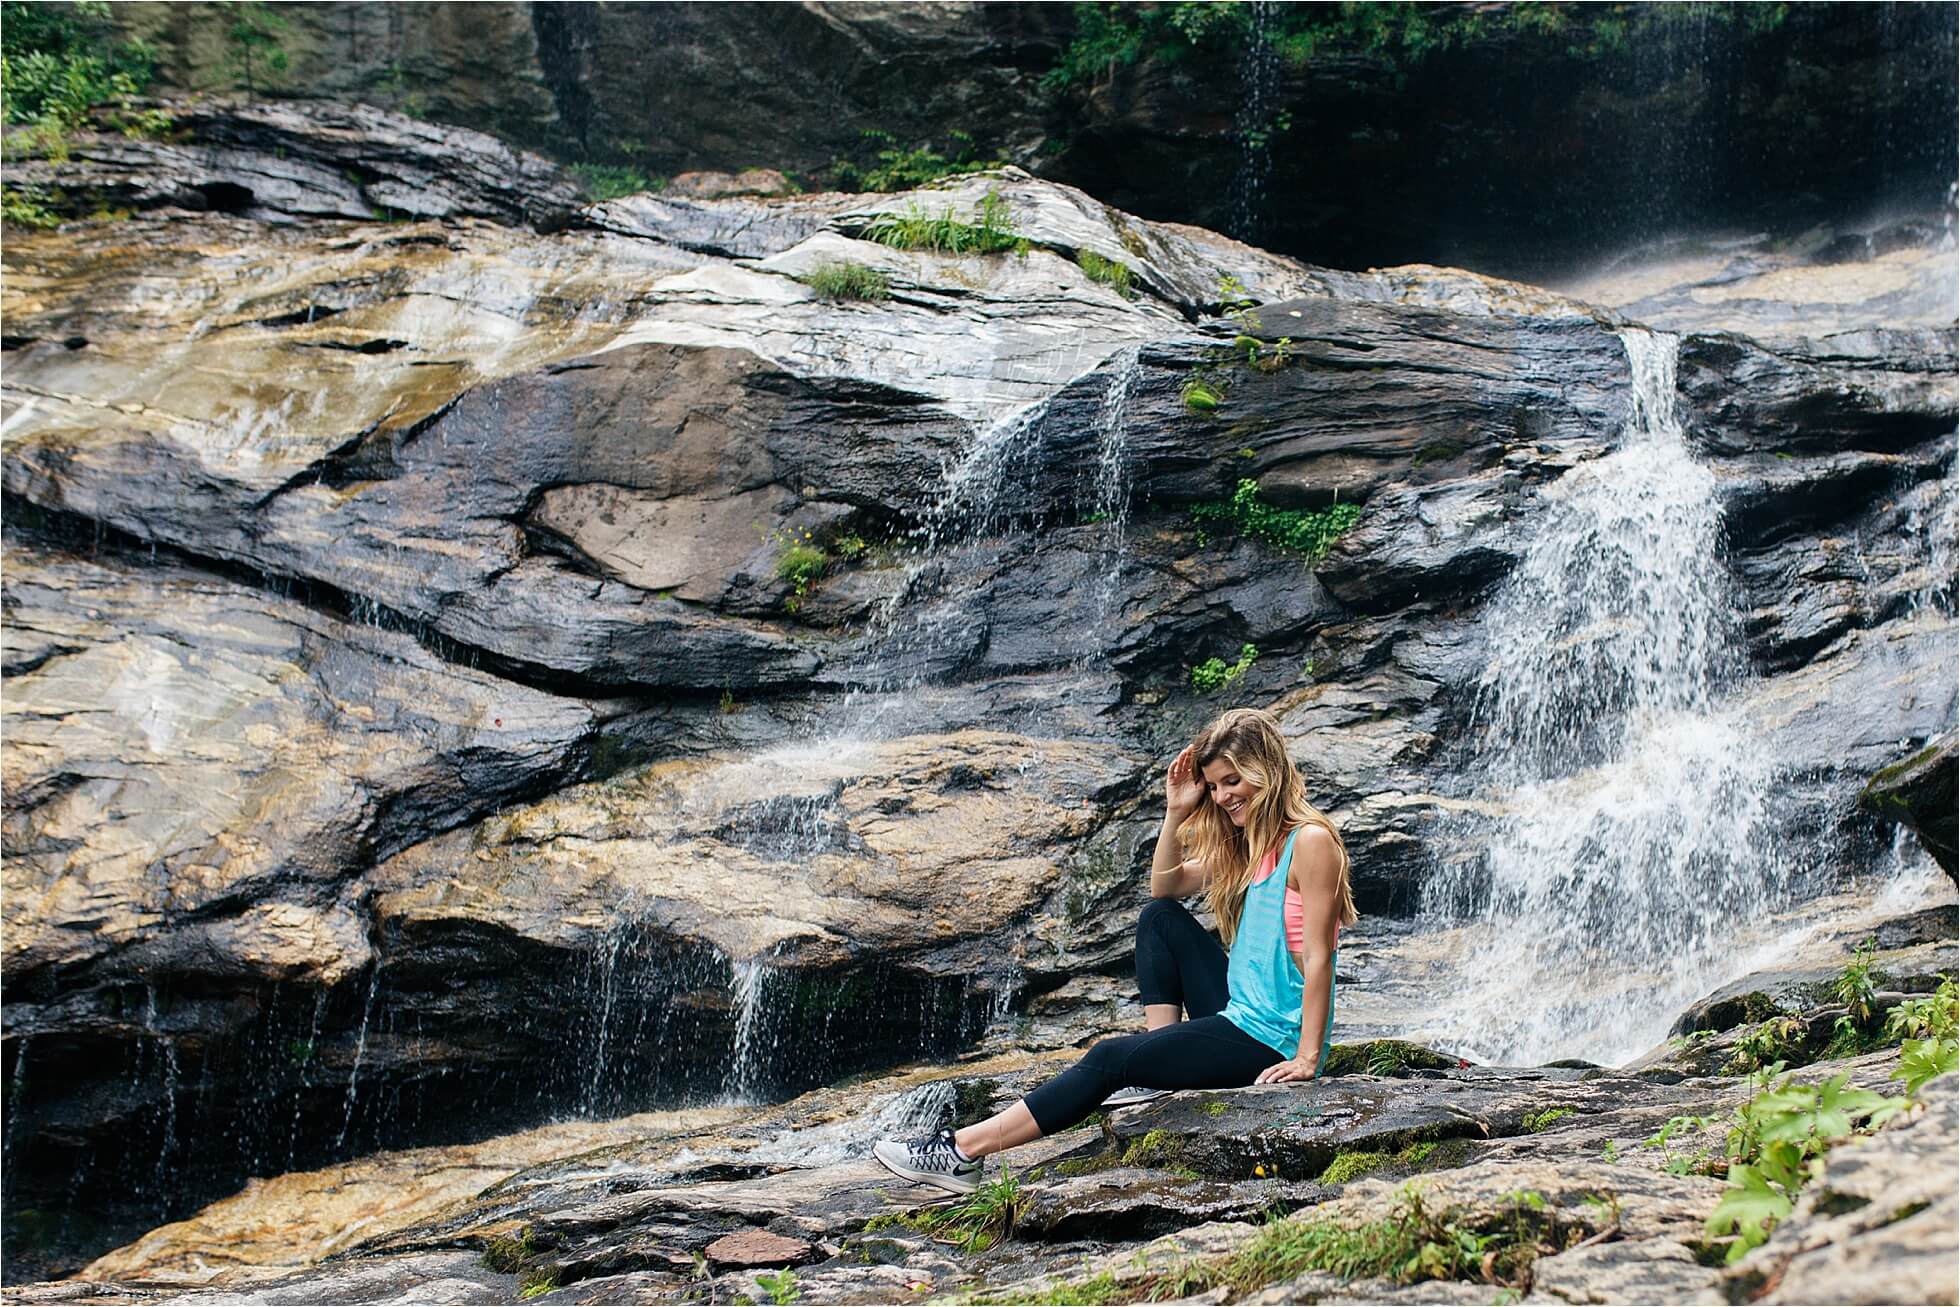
[
  {"left": 1166, "top": 744, "right": 1203, "bottom": 819},
  {"left": 1254, "top": 1057, "right": 1319, "bottom": 1085}
]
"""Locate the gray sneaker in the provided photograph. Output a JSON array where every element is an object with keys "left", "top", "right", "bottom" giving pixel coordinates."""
[
  {"left": 873, "top": 1127, "right": 983, "bottom": 1195},
  {"left": 1101, "top": 1085, "right": 1172, "bottom": 1109}
]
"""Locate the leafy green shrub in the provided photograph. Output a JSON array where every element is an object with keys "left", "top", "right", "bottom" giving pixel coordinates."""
[
  {"left": 569, "top": 163, "right": 659, "bottom": 200},
  {"left": 1705, "top": 1072, "right": 1906, "bottom": 1263},
  {"left": 831, "top": 128, "right": 1004, "bottom": 192},
  {"left": 1075, "top": 249, "right": 1135, "bottom": 297},
  {"left": 1, "top": 185, "right": 59, "bottom": 228},
  {"left": 1, "top": 0, "right": 158, "bottom": 147},
  {"left": 864, "top": 190, "right": 1028, "bottom": 256},
  {"left": 1885, "top": 976, "right": 1957, "bottom": 1043},
  {"left": 1190, "top": 643, "right": 1257, "bottom": 694},
  {"left": 799, "top": 260, "right": 891, "bottom": 302},
  {"left": 1191, "top": 478, "right": 1361, "bottom": 562}
]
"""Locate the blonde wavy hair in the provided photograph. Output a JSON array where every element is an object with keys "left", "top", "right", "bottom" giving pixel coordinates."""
[{"left": 1179, "top": 707, "right": 1358, "bottom": 947}]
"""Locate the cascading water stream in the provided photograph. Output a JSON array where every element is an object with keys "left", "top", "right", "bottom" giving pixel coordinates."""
[
  {"left": 1086, "top": 346, "right": 1142, "bottom": 650},
  {"left": 721, "top": 953, "right": 777, "bottom": 1106},
  {"left": 1228, "top": 0, "right": 1280, "bottom": 242},
  {"left": 1420, "top": 330, "right": 1805, "bottom": 1066}
]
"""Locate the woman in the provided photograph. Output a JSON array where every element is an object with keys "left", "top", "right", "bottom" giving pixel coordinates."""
[{"left": 873, "top": 707, "right": 1358, "bottom": 1193}]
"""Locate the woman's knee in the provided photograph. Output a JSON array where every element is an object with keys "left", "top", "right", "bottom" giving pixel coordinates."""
[{"left": 1138, "top": 896, "right": 1193, "bottom": 938}]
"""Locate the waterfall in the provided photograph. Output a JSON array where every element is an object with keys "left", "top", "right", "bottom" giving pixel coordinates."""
[
  {"left": 1086, "top": 346, "right": 1142, "bottom": 652},
  {"left": 141, "top": 986, "right": 181, "bottom": 1195},
  {"left": 721, "top": 955, "right": 776, "bottom": 1105},
  {"left": 1228, "top": 0, "right": 1280, "bottom": 242},
  {"left": 333, "top": 963, "right": 382, "bottom": 1150},
  {"left": 1420, "top": 330, "right": 1804, "bottom": 1066}
]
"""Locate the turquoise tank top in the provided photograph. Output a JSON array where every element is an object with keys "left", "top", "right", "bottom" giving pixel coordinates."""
[{"left": 1221, "top": 828, "right": 1337, "bottom": 1068}]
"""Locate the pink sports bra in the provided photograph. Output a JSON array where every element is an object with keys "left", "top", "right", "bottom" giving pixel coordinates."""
[{"left": 1249, "top": 842, "right": 1307, "bottom": 953}]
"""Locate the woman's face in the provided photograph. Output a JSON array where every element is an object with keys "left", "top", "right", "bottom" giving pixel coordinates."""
[{"left": 1200, "top": 757, "right": 1258, "bottom": 827}]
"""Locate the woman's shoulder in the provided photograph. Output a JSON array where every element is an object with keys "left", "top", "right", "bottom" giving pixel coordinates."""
[{"left": 1287, "top": 823, "right": 1341, "bottom": 868}]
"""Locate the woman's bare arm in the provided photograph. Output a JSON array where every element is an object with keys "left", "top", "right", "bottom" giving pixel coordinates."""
[
  {"left": 1150, "top": 744, "right": 1208, "bottom": 898},
  {"left": 1259, "top": 826, "right": 1343, "bottom": 1082}
]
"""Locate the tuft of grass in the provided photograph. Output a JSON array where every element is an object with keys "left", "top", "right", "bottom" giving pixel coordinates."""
[
  {"left": 1191, "top": 478, "right": 1360, "bottom": 563},
  {"left": 864, "top": 189, "right": 1028, "bottom": 256},
  {"left": 799, "top": 259, "right": 891, "bottom": 302},
  {"left": 519, "top": 1269, "right": 558, "bottom": 1299},
  {"left": 1522, "top": 1106, "right": 1574, "bottom": 1133},
  {"left": 570, "top": 163, "right": 659, "bottom": 200},
  {"left": 1190, "top": 643, "right": 1257, "bottom": 695},
  {"left": 1076, "top": 249, "right": 1136, "bottom": 297},
  {"left": 885, "top": 1170, "right": 1027, "bottom": 1253}
]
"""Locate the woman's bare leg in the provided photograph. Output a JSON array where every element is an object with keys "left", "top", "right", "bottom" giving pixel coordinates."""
[
  {"left": 952, "top": 1101, "right": 1041, "bottom": 1160},
  {"left": 1143, "top": 1003, "right": 1181, "bottom": 1031}
]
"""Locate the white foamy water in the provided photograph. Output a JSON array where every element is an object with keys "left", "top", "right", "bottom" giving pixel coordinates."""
[{"left": 1419, "top": 331, "right": 1811, "bottom": 1065}]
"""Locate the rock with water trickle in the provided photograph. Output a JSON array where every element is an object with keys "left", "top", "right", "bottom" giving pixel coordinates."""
[{"left": 1860, "top": 732, "right": 1958, "bottom": 878}]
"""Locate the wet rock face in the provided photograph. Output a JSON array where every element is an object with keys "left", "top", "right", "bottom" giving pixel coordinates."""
[{"left": 2, "top": 105, "right": 1954, "bottom": 1278}]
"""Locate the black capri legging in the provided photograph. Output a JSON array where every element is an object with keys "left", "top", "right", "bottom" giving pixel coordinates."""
[{"left": 1023, "top": 899, "right": 1285, "bottom": 1134}]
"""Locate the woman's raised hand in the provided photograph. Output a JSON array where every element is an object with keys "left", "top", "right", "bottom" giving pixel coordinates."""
[{"left": 1165, "top": 744, "right": 1204, "bottom": 819}]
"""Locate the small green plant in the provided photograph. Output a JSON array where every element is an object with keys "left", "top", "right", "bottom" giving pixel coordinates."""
[
  {"left": 864, "top": 189, "right": 1028, "bottom": 256},
  {"left": 1601, "top": 1138, "right": 1620, "bottom": 1163},
  {"left": 1181, "top": 376, "right": 1225, "bottom": 412},
  {"left": 1120, "top": 1129, "right": 1182, "bottom": 1167},
  {"left": 1723, "top": 1015, "right": 1808, "bottom": 1075},
  {"left": 569, "top": 163, "right": 658, "bottom": 200},
  {"left": 519, "top": 1269, "right": 558, "bottom": 1299},
  {"left": 1643, "top": 1113, "right": 1716, "bottom": 1175},
  {"left": 755, "top": 1268, "right": 801, "bottom": 1304},
  {"left": 1521, "top": 1106, "right": 1573, "bottom": 1133},
  {"left": 1075, "top": 249, "right": 1135, "bottom": 298},
  {"left": 223, "top": 1, "right": 290, "bottom": 94},
  {"left": 770, "top": 528, "right": 828, "bottom": 612},
  {"left": 799, "top": 260, "right": 892, "bottom": 302},
  {"left": 1831, "top": 938, "right": 1883, "bottom": 1026},
  {"left": 1190, "top": 643, "right": 1257, "bottom": 694},
  {"left": 1217, "top": 271, "right": 1260, "bottom": 332},
  {"left": 1706, "top": 1072, "right": 1907, "bottom": 1262},
  {"left": 718, "top": 686, "right": 737, "bottom": 714},
  {"left": 1191, "top": 479, "right": 1361, "bottom": 563}
]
